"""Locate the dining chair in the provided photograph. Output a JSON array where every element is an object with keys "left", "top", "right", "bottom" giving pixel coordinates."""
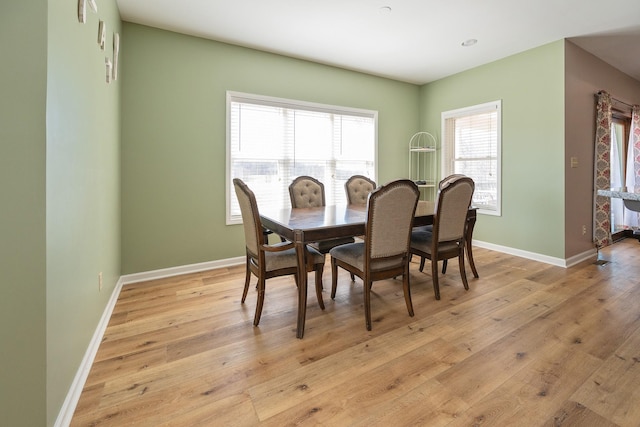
[
  {"left": 414, "top": 174, "right": 479, "bottom": 277},
  {"left": 344, "top": 175, "right": 376, "bottom": 205},
  {"left": 410, "top": 175, "right": 475, "bottom": 300},
  {"left": 329, "top": 179, "right": 420, "bottom": 331},
  {"left": 288, "top": 176, "right": 355, "bottom": 253},
  {"left": 344, "top": 175, "right": 377, "bottom": 280},
  {"left": 233, "top": 178, "right": 326, "bottom": 326}
]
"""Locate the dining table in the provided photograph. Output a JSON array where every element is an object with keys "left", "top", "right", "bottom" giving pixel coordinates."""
[{"left": 259, "top": 200, "right": 478, "bottom": 338}]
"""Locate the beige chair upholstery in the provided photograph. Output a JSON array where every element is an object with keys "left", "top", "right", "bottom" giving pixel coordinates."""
[
  {"left": 345, "top": 175, "right": 376, "bottom": 205},
  {"left": 288, "top": 176, "right": 355, "bottom": 253},
  {"left": 410, "top": 175, "right": 475, "bottom": 300},
  {"left": 414, "top": 173, "right": 478, "bottom": 277},
  {"left": 329, "top": 179, "right": 419, "bottom": 330},
  {"left": 289, "top": 175, "right": 326, "bottom": 208},
  {"left": 233, "top": 178, "right": 326, "bottom": 326}
]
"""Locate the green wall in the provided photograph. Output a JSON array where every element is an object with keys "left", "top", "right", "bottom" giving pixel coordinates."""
[
  {"left": 420, "top": 41, "right": 566, "bottom": 258},
  {"left": 0, "top": 2, "right": 48, "bottom": 426},
  {"left": 121, "top": 23, "right": 421, "bottom": 274},
  {"left": 46, "top": 0, "right": 122, "bottom": 424},
  {"left": 0, "top": 0, "right": 121, "bottom": 425}
]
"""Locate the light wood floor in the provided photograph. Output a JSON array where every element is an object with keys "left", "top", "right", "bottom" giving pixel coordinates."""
[{"left": 72, "top": 239, "right": 640, "bottom": 426}]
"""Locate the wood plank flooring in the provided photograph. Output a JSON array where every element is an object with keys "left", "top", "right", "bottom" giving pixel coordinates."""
[{"left": 71, "top": 239, "right": 640, "bottom": 426}]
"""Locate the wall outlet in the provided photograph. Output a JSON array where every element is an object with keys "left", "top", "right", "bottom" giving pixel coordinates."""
[
  {"left": 582, "top": 225, "right": 587, "bottom": 235},
  {"left": 99, "top": 272, "right": 103, "bottom": 291}
]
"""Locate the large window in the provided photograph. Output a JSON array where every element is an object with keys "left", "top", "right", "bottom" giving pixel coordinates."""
[
  {"left": 441, "top": 100, "right": 502, "bottom": 216},
  {"left": 226, "top": 92, "right": 377, "bottom": 224}
]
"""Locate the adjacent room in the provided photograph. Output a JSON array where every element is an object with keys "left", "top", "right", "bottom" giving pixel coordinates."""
[{"left": 3, "top": 1, "right": 640, "bottom": 425}]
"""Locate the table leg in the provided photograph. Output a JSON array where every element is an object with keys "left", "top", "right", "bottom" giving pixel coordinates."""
[
  {"left": 466, "top": 215, "right": 479, "bottom": 278},
  {"left": 294, "top": 231, "right": 308, "bottom": 338}
]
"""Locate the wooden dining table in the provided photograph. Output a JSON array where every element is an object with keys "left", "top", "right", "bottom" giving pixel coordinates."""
[{"left": 259, "top": 200, "right": 477, "bottom": 338}]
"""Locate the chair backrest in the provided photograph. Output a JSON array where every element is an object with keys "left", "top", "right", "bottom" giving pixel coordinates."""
[
  {"left": 434, "top": 175, "right": 475, "bottom": 243},
  {"left": 438, "top": 174, "right": 467, "bottom": 190},
  {"left": 233, "top": 178, "right": 263, "bottom": 257},
  {"left": 289, "top": 176, "right": 326, "bottom": 208},
  {"left": 345, "top": 175, "right": 376, "bottom": 205},
  {"left": 366, "top": 179, "right": 420, "bottom": 260}
]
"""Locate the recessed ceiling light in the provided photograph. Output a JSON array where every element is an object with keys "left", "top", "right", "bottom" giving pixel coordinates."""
[
  {"left": 462, "top": 39, "right": 478, "bottom": 47},
  {"left": 379, "top": 6, "right": 392, "bottom": 13}
]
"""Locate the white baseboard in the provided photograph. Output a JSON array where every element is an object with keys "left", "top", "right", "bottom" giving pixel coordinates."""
[
  {"left": 472, "top": 239, "right": 597, "bottom": 268},
  {"left": 120, "top": 256, "right": 245, "bottom": 285},
  {"left": 54, "top": 276, "right": 124, "bottom": 427}
]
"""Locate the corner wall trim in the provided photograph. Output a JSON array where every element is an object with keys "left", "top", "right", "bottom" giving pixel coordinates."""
[{"left": 54, "top": 276, "right": 124, "bottom": 427}]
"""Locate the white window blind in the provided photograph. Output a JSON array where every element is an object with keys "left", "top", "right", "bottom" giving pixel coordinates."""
[
  {"left": 442, "top": 100, "right": 501, "bottom": 215},
  {"left": 226, "top": 92, "right": 377, "bottom": 224}
]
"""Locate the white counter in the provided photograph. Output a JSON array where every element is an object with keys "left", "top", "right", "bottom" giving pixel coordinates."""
[{"left": 597, "top": 188, "right": 640, "bottom": 211}]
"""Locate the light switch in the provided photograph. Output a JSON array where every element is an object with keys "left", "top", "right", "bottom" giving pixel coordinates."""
[{"left": 571, "top": 157, "right": 578, "bottom": 168}]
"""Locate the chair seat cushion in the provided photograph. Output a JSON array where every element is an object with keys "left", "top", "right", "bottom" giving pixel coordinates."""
[
  {"left": 310, "top": 237, "right": 356, "bottom": 253},
  {"left": 410, "top": 230, "right": 459, "bottom": 254},
  {"left": 264, "top": 242, "right": 325, "bottom": 272},
  {"left": 330, "top": 242, "right": 404, "bottom": 272}
]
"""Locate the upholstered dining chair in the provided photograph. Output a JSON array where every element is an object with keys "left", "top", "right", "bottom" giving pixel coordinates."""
[
  {"left": 344, "top": 175, "right": 377, "bottom": 279},
  {"left": 288, "top": 176, "right": 355, "bottom": 253},
  {"left": 233, "top": 178, "right": 326, "bottom": 326},
  {"left": 410, "top": 175, "right": 475, "bottom": 300},
  {"left": 344, "top": 175, "right": 376, "bottom": 206},
  {"left": 329, "top": 179, "right": 420, "bottom": 331},
  {"left": 414, "top": 174, "right": 477, "bottom": 276}
]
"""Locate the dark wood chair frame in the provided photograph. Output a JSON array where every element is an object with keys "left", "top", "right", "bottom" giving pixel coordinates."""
[
  {"left": 233, "top": 178, "right": 325, "bottom": 326},
  {"left": 411, "top": 176, "right": 475, "bottom": 300},
  {"left": 330, "top": 179, "right": 420, "bottom": 331}
]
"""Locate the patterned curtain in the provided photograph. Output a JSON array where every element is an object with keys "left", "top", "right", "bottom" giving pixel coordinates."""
[
  {"left": 624, "top": 105, "right": 640, "bottom": 226},
  {"left": 593, "top": 91, "right": 612, "bottom": 248}
]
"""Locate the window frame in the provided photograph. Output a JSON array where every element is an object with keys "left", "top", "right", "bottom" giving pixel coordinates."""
[
  {"left": 441, "top": 100, "right": 502, "bottom": 216},
  {"left": 226, "top": 91, "right": 378, "bottom": 225}
]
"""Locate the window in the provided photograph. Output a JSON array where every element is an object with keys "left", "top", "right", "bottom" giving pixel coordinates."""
[
  {"left": 441, "top": 100, "right": 502, "bottom": 216},
  {"left": 226, "top": 92, "right": 377, "bottom": 224}
]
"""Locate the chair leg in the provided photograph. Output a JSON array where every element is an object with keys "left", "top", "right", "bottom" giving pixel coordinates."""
[
  {"left": 459, "top": 251, "right": 470, "bottom": 291},
  {"left": 315, "top": 268, "right": 325, "bottom": 310},
  {"left": 350, "top": 273, "right": 355, "bottom": 282},
  {"left": 419, "top": 256, "right": 426, "bottom": 272},
  {"left": 431, "top": 258, "right": 441, "bottom": 300},
  {"left": 403, "top": 265, "right": 414, "bottom": 317},
  {"left": 253, "top": 278, "right": 266, "bottom": 326},
  {"left": 242, "top": 257, "right": 251, "bottom": 303},
  {"left": 364, "top": 279, "right": 373, "bottom": 331},
  {"left": 442, "top": 259, "right": 448, "bottom": 274},
  {"left": 466, "top": 240, "right": 479, "bottom": 278},
  {"left": 331, "top": 258, "right": 339, "bottom": 299}
]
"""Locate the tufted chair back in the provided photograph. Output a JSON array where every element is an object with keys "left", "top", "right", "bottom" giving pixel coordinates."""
[
  {"left": 345, "top": 175, "right": 376, "bottom": 205},
  {"left": 289, "top": 176, "right": 326, "bottom": 208}
]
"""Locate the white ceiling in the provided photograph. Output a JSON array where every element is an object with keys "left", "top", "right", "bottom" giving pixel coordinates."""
[{"left": 116, "top": 0, "right": 640, "bottom": 85}]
